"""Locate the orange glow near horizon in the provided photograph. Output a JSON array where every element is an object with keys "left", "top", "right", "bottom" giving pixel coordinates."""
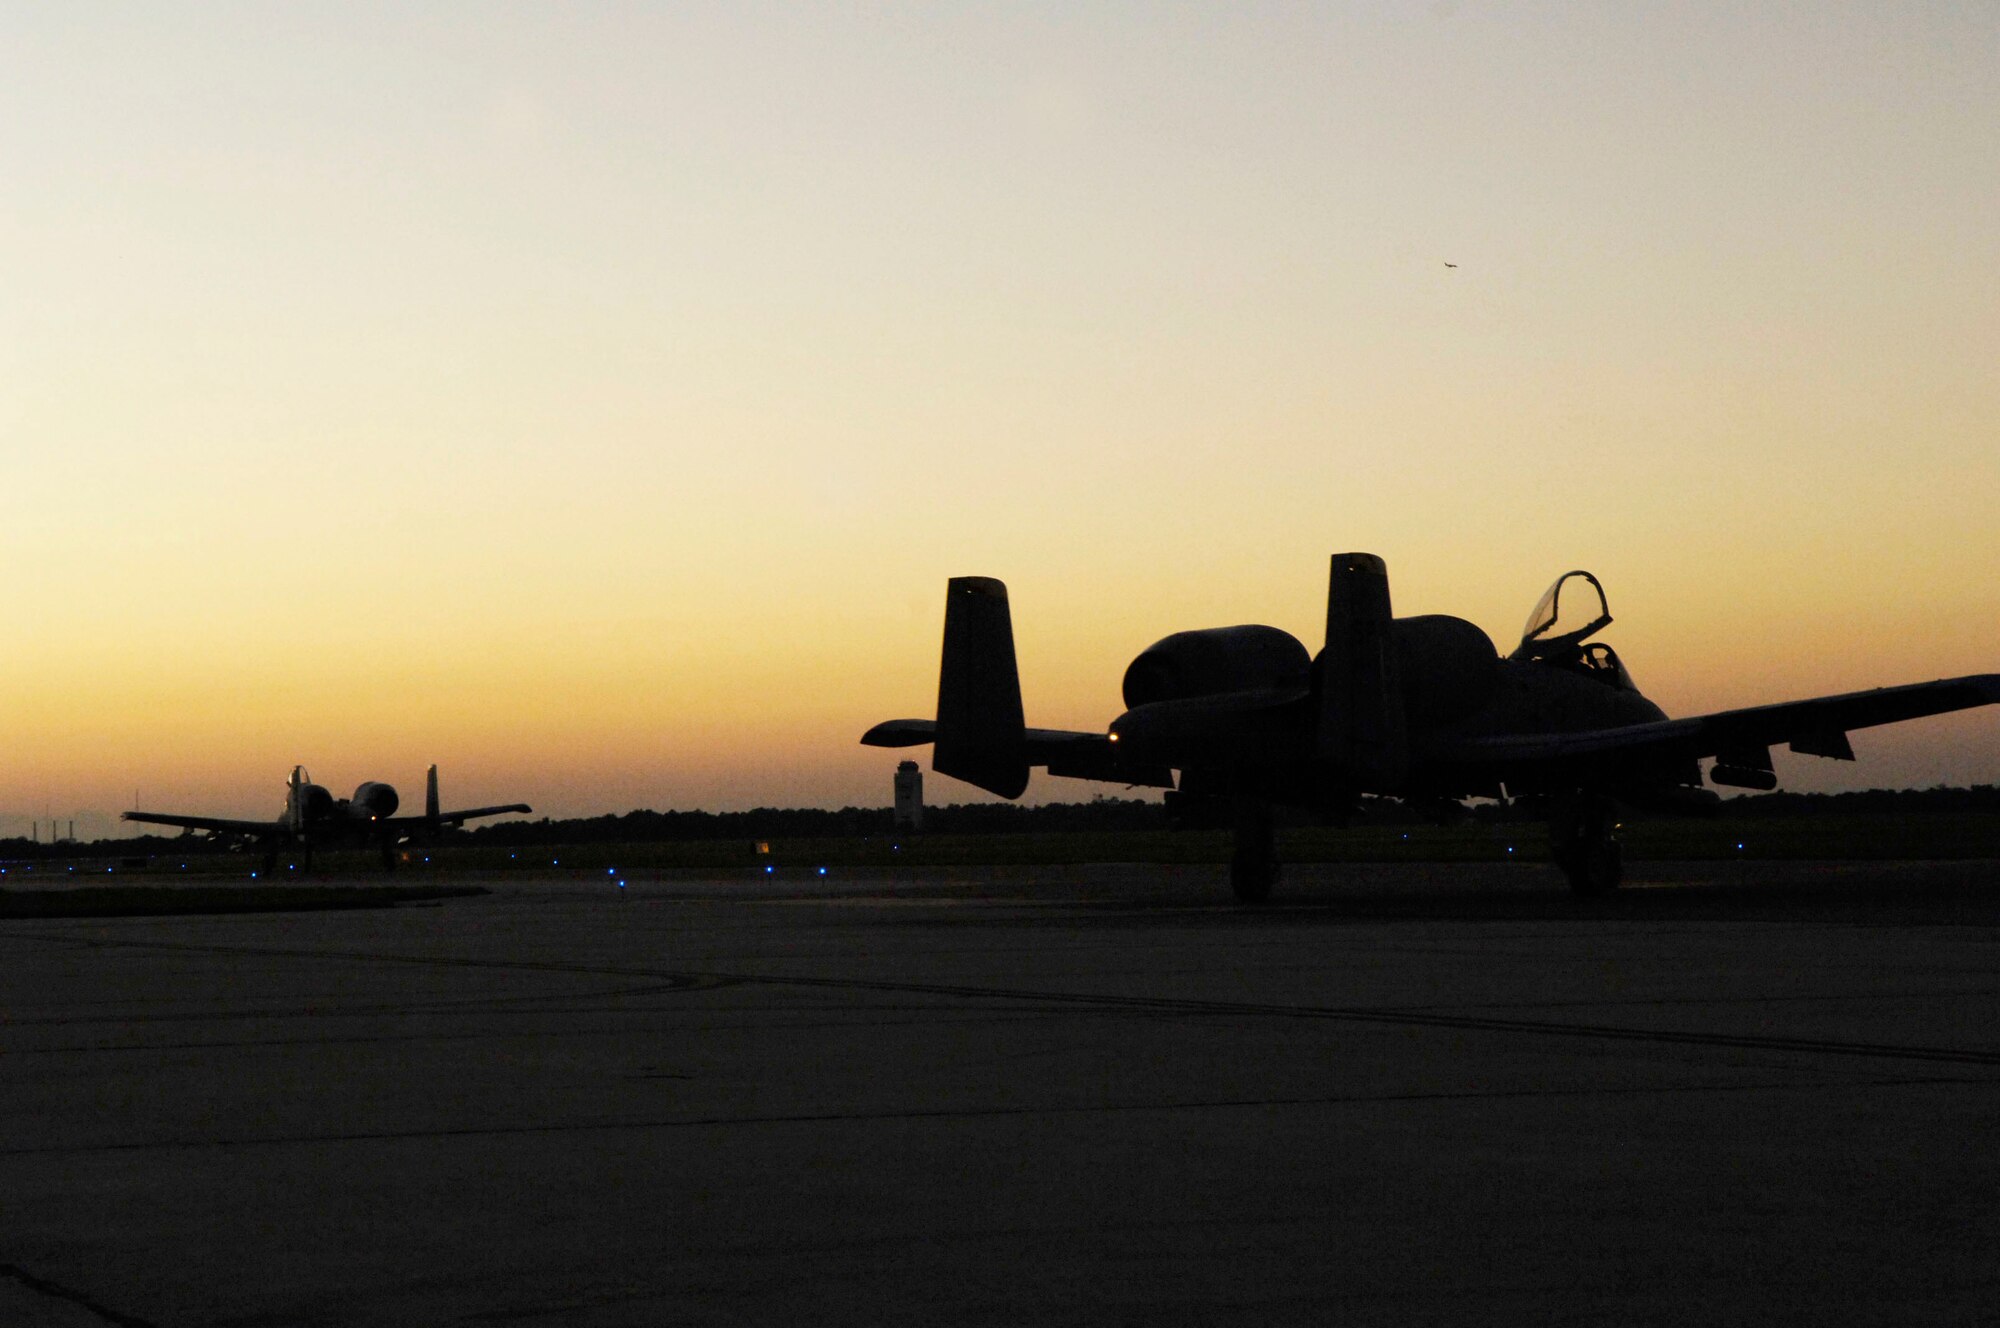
[{"left": 2, "top": 6, "right": 1996, "bottom": 833}]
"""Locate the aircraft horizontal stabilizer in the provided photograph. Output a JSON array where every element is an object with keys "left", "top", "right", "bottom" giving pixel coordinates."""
[
  {"left": 1040, "top": 736, "right": 1175, "bottom": 788},
  {"left": 863, "top": 718, "right": 1172, "bottom": 787},
  {"left": 862, "top": 719, "right": 937, "bottom": 747}
]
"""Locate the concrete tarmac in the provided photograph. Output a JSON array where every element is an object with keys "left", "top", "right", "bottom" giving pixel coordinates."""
[{"left": 3, "top": 860, "right": 1997, "bottom": 1325}]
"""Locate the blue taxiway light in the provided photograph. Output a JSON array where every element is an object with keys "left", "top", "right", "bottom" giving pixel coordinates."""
[
  {"left": 818, "top": 867, "right": 828, "bottom": 876},
  {"left": 765, "top": 865, "right": 775, "bottom": 874}
]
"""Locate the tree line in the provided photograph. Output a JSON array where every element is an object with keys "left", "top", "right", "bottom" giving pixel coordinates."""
[{"left": 9, "top": 785, "right": 1998, "bottom": 859}]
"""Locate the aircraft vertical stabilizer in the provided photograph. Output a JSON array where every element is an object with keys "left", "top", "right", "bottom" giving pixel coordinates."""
[
  {"left": 425, "top": 765, "right": 441, "bottom": 823},
  {"left": 933, "top": 576, "right": 1030, "bottom": 798},
  {"left": 1318, "top": 553, "right": 1409, "bottom": 789}
]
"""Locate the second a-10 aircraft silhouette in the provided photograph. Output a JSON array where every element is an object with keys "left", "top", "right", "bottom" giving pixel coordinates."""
[
  {"left": 124, "top": 765, "right": 529, "bottom": 874},
  {"left": 865, "top": 554, "right": 2000, "bottom": 901}
]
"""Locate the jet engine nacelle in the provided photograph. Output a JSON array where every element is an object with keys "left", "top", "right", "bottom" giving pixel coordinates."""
[
  {"left": 1122, "top": 626, "right": 1312, "bottom": 709},
  {"left": 352, "top": 782, "right": 400, "bottom": 819},
  {"left": 299, "top": 783, "right": 336, "bottom": 822},
  {"left": 1392, "top": 615, "right": 1500, "bottom": 729}
]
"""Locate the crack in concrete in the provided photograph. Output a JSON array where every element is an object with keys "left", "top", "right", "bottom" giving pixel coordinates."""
[{"left": 0, "top": 1264, "right": 157, "bottom": 1327}]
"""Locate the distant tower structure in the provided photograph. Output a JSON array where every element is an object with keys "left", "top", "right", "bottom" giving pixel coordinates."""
[{"left": 892, "top": 760, "right": 924, "bottom": 831}]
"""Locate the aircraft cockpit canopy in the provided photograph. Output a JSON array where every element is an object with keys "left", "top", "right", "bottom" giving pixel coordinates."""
[
  {"left": 1514, "top": 570, "right": 1611, "bottom": 659},
  {"left": 1512, "top": 570, "right": 1636, "bottom": 690}
]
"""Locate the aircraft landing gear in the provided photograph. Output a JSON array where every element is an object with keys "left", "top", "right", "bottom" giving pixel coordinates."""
[
  {"left": 1229, "top": 798, "right": 1281, "bottom": 904},
  {"left": 380, "top": 840, "right": 397, "bottom": 873},
  {"left": 260, "top": 849, "right": 278, "bottom": 877},
  {"left": 1550, "top": 794, "right": 1622, "bottom": 896}
]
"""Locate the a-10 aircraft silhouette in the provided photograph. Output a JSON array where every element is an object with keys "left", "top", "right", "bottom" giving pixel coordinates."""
[
  {"left": 864, "top": 554, "right": 2000, "bottom": 901},
  {"left": 124, "top": 765, "right": 530, "bottom": 874}
]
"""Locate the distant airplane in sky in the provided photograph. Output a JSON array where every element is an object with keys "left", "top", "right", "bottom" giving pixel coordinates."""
[
  {"left": 124, "top": 765, "right": 530, "bottom": 873},
  {"left": 864, "top": 556, "right": 2000, "bottom": 901},
  {"left": 1443, "top": 261, "right": 1457, "bottom": 267}
]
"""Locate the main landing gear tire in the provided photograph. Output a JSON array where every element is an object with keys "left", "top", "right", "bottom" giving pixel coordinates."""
[
  {"left": 1556, "top": 837, "right": 1623, "bottom": 897},
  {"left": 1229, "top": 798, "right": 1280, "bottom": 904},
  {"left": 1230, "top": 851, "right": 1280, "bottom": 904},
  {"left": 1551, "top": 795, "right": 1622, "bottom": 897}
]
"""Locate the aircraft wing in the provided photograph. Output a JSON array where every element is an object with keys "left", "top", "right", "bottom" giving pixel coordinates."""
[
  {"left": 1445, "top": 674, "right": 2000, "bottom": 771},
  {"left": 861, "top": 720, "right": 1175, "bottom": 788},
  {"left": 384, "top": 803, "right": 533, "bottom": 829},
  {"left": 122, "top": 812, "right": 282, "bottom": 837}
]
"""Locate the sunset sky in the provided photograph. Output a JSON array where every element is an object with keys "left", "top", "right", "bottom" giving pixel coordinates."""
[{"left": 4, "top": 3, "right": 1996, "bottom": 832}]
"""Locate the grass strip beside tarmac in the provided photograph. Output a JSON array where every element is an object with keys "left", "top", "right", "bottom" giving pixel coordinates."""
[
  {"left": 12, "top": 810, "right": 2000, "bottom": 881},
  {"left": 408, "top": 813, "right": 2000, "bottom": 872}
]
